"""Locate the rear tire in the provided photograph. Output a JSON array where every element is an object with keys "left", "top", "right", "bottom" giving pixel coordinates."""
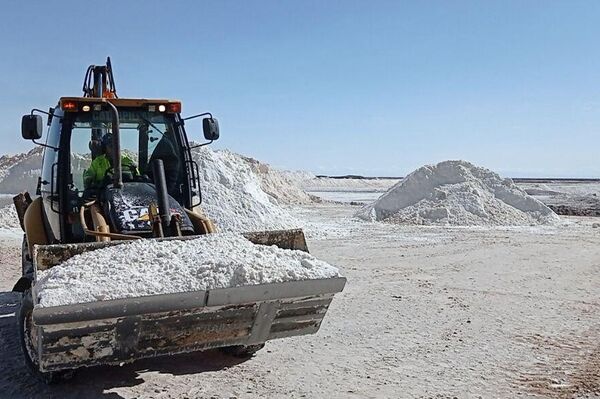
[
  {"left": 219, "top": 344, "right": 265, "bottom": 358},
  {"left": 18, "top": 290, "right": 74, "bottom": 384}
]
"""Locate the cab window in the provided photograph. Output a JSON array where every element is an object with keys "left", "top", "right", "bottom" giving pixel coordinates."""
[{"left": 68, "top": 109, "right": 182, "bottom": 197}]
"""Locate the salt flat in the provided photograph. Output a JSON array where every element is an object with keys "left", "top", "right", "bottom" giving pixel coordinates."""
[{"left": 0, "top": 202, "right": 598, "bottom": 398}]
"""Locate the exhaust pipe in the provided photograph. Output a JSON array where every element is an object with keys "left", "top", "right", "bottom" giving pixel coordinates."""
[
  {"left": 103, "top": 100, "right": 122, "bottom": 189},
  {"left": 152, "top": 159, "right": 172, "bottom": 234}
]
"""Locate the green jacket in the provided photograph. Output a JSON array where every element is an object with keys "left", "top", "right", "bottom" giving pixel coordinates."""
[{"left": 83, "top": 154, "right": 138, "bottom": 188}]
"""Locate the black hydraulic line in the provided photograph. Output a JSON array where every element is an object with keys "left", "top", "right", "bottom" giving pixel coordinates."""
[
  {"left": 152, "top": 159, "right": 172, "bottom": 234},
  {"left": 106, "top": 56, "right": 117, "bottom": 97},
  {"left": 82, "top": 57, "right": 117, "bottom": 98},
  {"left": 82, "top": 65, "right": 93, "bottom": 97}
]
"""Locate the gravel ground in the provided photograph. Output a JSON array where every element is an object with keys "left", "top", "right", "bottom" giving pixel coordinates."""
[{"left": 0, "top": 204, "right": 599, "bottom": 398}]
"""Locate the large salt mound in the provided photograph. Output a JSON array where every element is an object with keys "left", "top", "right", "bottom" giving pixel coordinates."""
[
  {"left": 0, "top": 146, "right": 309, "bottom": 233},
  {"left": 191, "top": 147, "right": 304, "bottom": 232},
  {"left": 0, "top": 204, "right": 20, "bottom": 229},
  {"left": 355, "top": 160, "right": 560, "bottom": 226},
  {"left": 238, "top": 154, "right": 314, "bottom": 205},
  {"left": 35, "top": 233, "right": 340, "bottom": 308},
  {"left": 0, "top": 147, "right": 42, "bottom": 194}
]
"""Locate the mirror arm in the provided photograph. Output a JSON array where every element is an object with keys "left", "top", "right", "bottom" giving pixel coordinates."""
[
  {"left": 30, "top": 108, "right": 62, "bottom": 120},
  {"left": 32, "top": 138, "right": 59, "bottom": 151},
  {"left": 189, "top": 140, "right": 214, "bottom": 149},
  {"left": 182, "top": 112, "right": 212, "bottom": 121},
  {"left": 28, "top": 108, "right": 60, "bottom": 150},
  {"left": 181, "top": 111, "right": 218, "bottom": 146}
]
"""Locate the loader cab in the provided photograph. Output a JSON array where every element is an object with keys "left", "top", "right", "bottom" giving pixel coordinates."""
[{"left": 28, "top": 98, "right": 208, "bottom": 243}]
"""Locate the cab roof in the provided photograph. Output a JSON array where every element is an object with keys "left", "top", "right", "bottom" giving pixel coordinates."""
[{"left": 59, "top": 97, "right": 182, "bottom": 112}]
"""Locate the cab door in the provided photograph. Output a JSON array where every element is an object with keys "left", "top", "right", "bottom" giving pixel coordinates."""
[{"left": 39, "top": 110, "right": 63, "bottom": 242}]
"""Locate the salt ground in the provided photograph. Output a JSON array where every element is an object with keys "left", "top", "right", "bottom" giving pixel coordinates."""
[
  {"left": 356, "top": 160, "right": 559, "bottom": 226},
  {"left": 35, "top": 233, "right": 339, "bottom": 308},
  {"left": 0, "top": 202, "right": 598, "bottom": 398},
  {"left": 0, "top": 153, "right": 598, "bottom": 396}
]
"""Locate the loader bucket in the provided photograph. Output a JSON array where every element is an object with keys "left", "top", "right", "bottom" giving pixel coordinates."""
[{"left": 28, "top": 229, "right": 345, "bottom": 372}]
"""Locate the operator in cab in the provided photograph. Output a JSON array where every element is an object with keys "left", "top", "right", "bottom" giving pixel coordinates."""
[{"left": 83, "top": 133, "right": 138, "bottom": 189}]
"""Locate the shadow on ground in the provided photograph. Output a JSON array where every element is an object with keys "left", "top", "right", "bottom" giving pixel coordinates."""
[{"left": 0, "top": 291, "right": 250, "bottom": 399}]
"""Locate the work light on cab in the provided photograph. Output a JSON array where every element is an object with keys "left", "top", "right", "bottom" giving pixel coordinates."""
[
  {"left": 61, "top": 100, "right": 78, "bottom": 111},
  {"left": 168, "top": 102, "right": 181, "bottom": 113}
]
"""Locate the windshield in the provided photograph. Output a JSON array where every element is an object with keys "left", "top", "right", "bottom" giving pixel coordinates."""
[{"left": 69, "top": 109, "right": 183, "bottom": 196}]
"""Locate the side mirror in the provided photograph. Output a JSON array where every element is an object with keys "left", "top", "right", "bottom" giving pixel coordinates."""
[
  {"left": 22, "top": 115, "right": 43, "bottom": 140},
  {"left": 202, "top": 117, "right": 219, "bottom": 141}
]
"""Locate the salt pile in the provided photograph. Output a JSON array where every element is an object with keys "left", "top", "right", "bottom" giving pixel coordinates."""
[
  {"left": 0, "top": 146, "right": 308, "bottom": 233},
  {"left": 35, "top": 233, "right": 339, "bottom": 308},
  {"left": 191, "top": 147, "right": 304, "bottom": 232},
  {"left": 0, "top": 205, "right": 21, "bottom": 229},
  {"left": 0, "top": 147, "right": 42, "bottom": 194},
  {"left": 239, "top": 154, "right": 314, "bottom": 205},
  {"left": 355, "top": 160, "right": 560, "bottom": 226}
]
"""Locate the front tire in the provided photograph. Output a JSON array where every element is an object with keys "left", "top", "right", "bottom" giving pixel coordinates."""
[{"left": 18, "top": 290, "right": 73, "bottom": 384}]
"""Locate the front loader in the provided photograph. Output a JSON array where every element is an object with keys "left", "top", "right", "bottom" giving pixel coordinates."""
[{"left": 13, "top": 58, "right": 345, "bottom": 383}]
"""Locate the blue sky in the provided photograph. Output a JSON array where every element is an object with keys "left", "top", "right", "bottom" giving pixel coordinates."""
[{"left": 1, "top": 1, "right": 599, "bottom": 177}]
